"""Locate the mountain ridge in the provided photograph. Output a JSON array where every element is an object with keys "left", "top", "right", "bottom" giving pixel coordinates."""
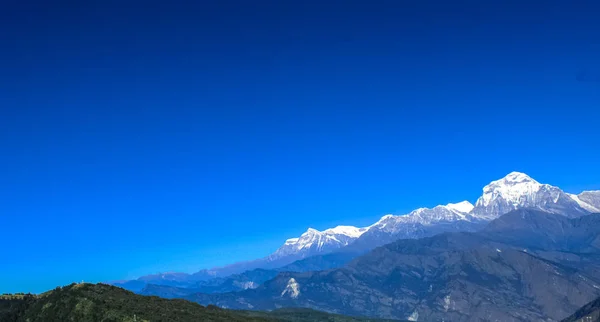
[
  {"left": 186, "top": 210, "right": 600, "bottom": 321},
  {"left": 115, "top": 172, "right": 600, "bottom": 292}
]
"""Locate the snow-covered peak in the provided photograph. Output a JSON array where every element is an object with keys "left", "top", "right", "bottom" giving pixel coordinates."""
[
  {"left": 284, "top": 238, "right": 299, "bottom": 245},
  {"left": 294, "top": 225, "right": 369, "bottom": 242},
  {"left": 323, "top": 225, "right": 368, "bottom": 238},
  {"left": 370, "top": 201, "right": 476, "bottom": 234},
  {"left": 477, "top": 172, "right": 543, "bottom": 208},
  {"left": 568, "top": 193, "right": 600, "bottom": 213},
  {"left": 471, "top": 171, "right": 592, "bottom": 220},
  {"left": 503, "top": 171, "right": 538, "bottom": 184},
  {"left": 446, "top": 201, "right": 474, "bottom": 214},
  {"left": 578, "top": 191, "right": 600, "bottom": 212},
  {"left": 378, "top": 214, "right": 395, "bottom": 221},
  {"left": 269, "top": 171, "right": 595, "bottom": 265},
  {"left": 270, "top": 224, "right": 370, "bottom": 260},
  {"left": 301, "top": 228, "right": 320, "bottom": 236}
]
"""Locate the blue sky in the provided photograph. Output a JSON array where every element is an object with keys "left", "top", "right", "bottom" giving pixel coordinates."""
[{"left": 1, "top": 0, "right": 599, "bottom": 293}]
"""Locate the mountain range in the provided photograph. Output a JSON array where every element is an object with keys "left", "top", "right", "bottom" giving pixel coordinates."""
[
  {"left": 186, "top": 210, "right": 600, "bottom": 321},
  {"left": 115, "top": 172, "right": 600, "bottom": 293}
]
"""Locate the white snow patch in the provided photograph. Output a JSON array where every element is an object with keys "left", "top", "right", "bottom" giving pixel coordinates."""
[
  {"left": 285, "top": 238, "right": 299, "bottom": 245},
  {"left": 408, "top": 310, "right": 419, "bottom": 321},
  {"left": 281, "top": 278, "right": 300, "bottom": 299},
  {"left": 323, "top": 225, "right": 369, "bottom": 238},
  {"left": 276, "top": 224, "right": 371, "bottom": 256},
  {"left": 379, "top": 214, "right": 395, "bottom": 221},
  {"left": 446, "top": 201, "right": 474, "bottom": 213},
  {"left": 301, "top": 228, "right": 320, "bottom": 236},
  {"left": 269, "top": 171, "right": 598, "bottom": 264},
  {"left": 477, "top": 172, "right": 542, "bottom": 208},
  {"left": 235, "top": 281, "right": 258, "bottom": 290},
  {"left": 568, "top": 193, "right": 600, "bottom": 212},
  {"left": 443, "top": 295, "right": 451, "bottom": 312}
]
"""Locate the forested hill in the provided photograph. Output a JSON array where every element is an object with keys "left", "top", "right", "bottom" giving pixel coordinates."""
[{"left": 0, "top": 283, "right": 398, "bottom": 322}]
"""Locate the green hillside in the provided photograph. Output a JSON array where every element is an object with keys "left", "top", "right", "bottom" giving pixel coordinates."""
[{"left": 0, "top": 283, "right": 397, "bottom": 322}]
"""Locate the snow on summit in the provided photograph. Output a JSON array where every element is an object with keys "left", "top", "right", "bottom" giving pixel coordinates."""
[
  {"left": 271, "top": 225, "right": 370, "bottom": 260},
  {"left": 128, "top": 172, "right": 600, "bottom": 286},
  {"left": 446, "top": 201, "right": 475, "bottom": 214},
  {"left": 323, "top": 225, "right": 368, "bottom": 238},
  {"left": 269, "top": 171, "right": 600, "bottom": 264},
  {"left": 477, "top": 171, "right": 543, "bottom": 208}
]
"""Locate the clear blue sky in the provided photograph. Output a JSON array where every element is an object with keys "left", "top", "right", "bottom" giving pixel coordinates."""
[{"left": 1, "top": 0, "right": 599, "bottom": 293}]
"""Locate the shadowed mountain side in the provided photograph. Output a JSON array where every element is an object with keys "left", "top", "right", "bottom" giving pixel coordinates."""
[
  {"left": 140, "top": 252, "right": 363, "bottom": 298},
  {"left": 119, "top": 173, "right": 600, "bottom": 297},
  {"left": 185, "top": 211, "right": 600, "bottom": 322},
  {"left": 562, "top": 295, "right": 600, "bottom": 322}
]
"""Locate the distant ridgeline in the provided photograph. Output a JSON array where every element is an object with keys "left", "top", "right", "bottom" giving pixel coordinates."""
[
  {"left": 185, "top": 210, "right": 600, "bottom": 321},
  {"left": 0, "top": 283, "right": 400, "bottom": 322},
  {"left": 0, "top": 294, "right": 37, "bottom": 300},
  {"left": 0, "top": 293, "right": 37, "bottom": 322},
  {"left": 120, "top": 172, "right": 600, "bottom": 295},
  {"left": 115, "top": 172, "right": 600, "bottom": 321}
]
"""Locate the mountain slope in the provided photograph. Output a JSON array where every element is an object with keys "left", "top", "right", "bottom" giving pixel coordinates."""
[
  {"left": 348, "top": 202, "right": 481, "bottom": 252},
  {"left": 140, "top": 254, "right": 362, "bottom": 299},
  {"left": 576, "top": 191, "right": 600, "bottom": 212},
  {"left": 187, "top": 210, "right": 600, "bottom": 321},
  {"left": 140, "top": 269, "right": 281, "bottom": 298},
  {"left": 334, "top": 172, "right": 599, "bottom": 258},
  {"left": 120, "top": 172, "right": 600, "bottom": 293},
  {"left": 472, "top": 172, "right": 591, "bottom": 219},
  {"left": 0, "top": 283, "right": 399, "bottom": 322},
  {"left": 0, "top": 283, "right": 270, "bottom": 322},
  {"left": 269, "top": 226, "right": 370, "bottom": 262},
  {"left": 562, "top": 295, "right": 600, "bottom": 322}
]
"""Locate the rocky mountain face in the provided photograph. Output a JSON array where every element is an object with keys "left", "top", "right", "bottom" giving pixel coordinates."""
[
  {"left": 471, "top": 172, "right": 592, "bottom": 219},
  {"left": 347, "top": 201, "right": 481, "bottom": 252},
  {"left": 288, "top": 172, "right": 600, "bottom": 256},
  {"left": 575, "top": 191, "right": 600, "bottom": 212},
  {"left": 116, "top": 227, "right": 373, "bottom": 293},
  {"left": 187, "top": 210, "right": 600, "bottom": 322},
  {"left": 116, "top": 172, "right": 600, "bottom": 295},
  {"left": 139, "top": 252, "right": 363, "bottom": 299},
  {"left": 269, "top": 226, "right": 369, "bottom": 261},
  {"left": 139, "top": 269, "right": 280, "bottom": 298},
  {"left": 562, "top": 295, "right": 600, "bottom": 322}
]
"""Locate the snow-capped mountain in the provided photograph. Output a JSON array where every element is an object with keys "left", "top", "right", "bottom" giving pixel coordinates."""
[
  {"left": 207, "top": 172, "right": 600, "bottom": 274},
  {"left": 367, "top": 201, "right": 474, "bottom": 233},
  {"left": 271, "top": 172, "right": 600, "bottom": 254},
  {"left": 347, "top": 200, "right": 481, "bottom": 251},
  {"left": 268, "top": 201, "right": 479, "bottom": 258},
  {"left": 570, "top": 191, "right": 600, "bottom": 213},
  {"left": 471, "top": 172, "right": 591, "bottom": 219},
  {"left": 269, "top": 225, "right": 369, "bottom": 260},
  {"left": 120, "top": 171, "right": 600, "bottom": 291}
]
